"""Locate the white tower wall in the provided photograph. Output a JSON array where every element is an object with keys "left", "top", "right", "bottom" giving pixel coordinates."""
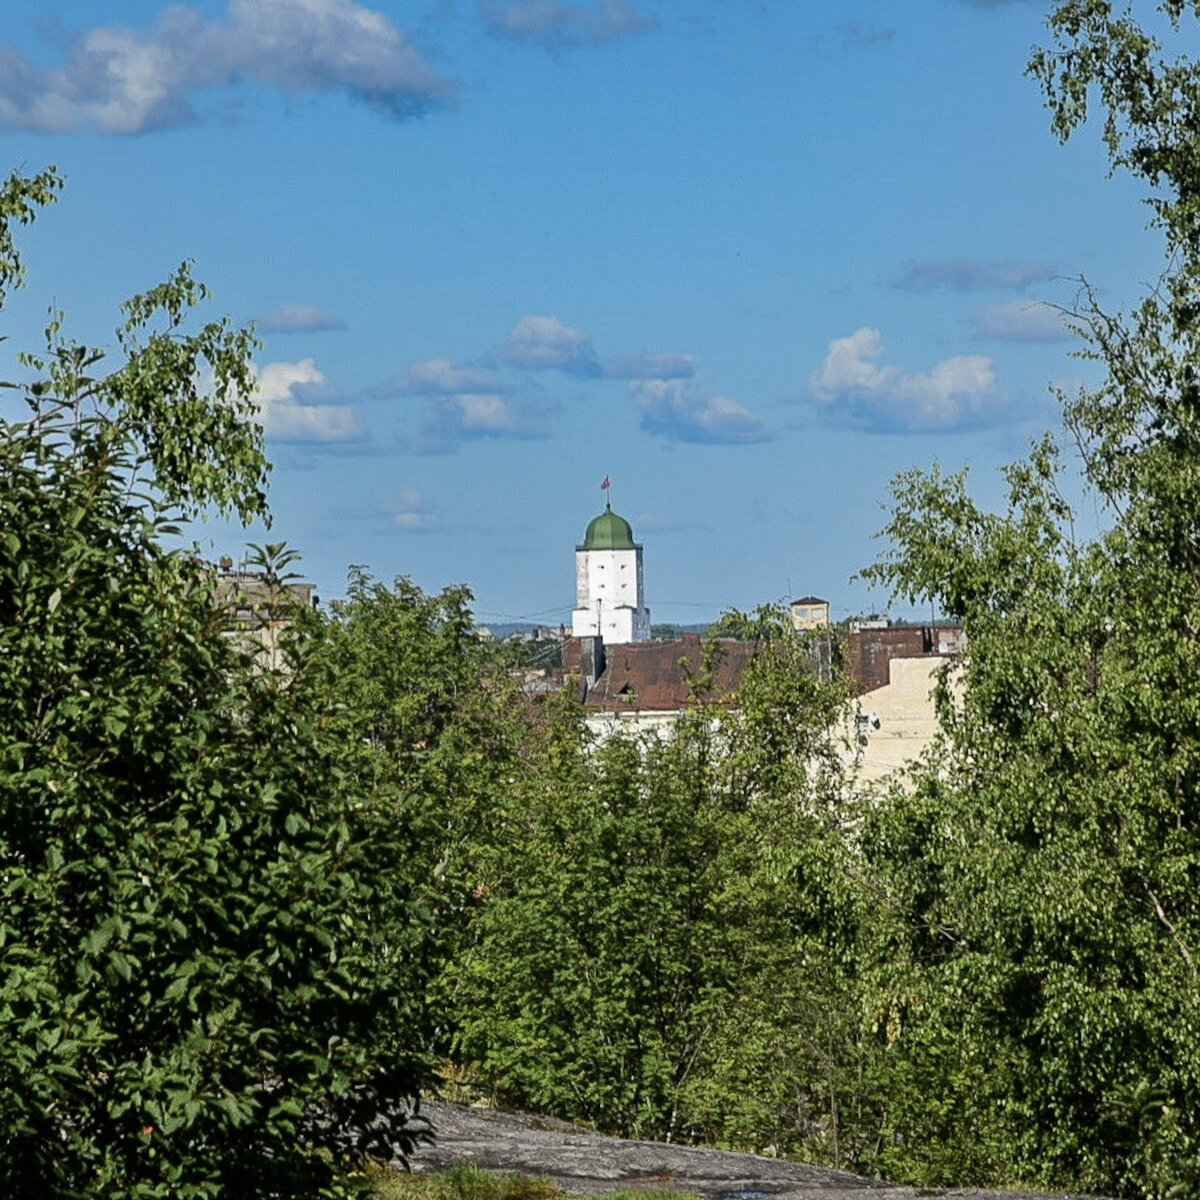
[{"left": 572, "top": 545, "right": 650, "bottom": 643}]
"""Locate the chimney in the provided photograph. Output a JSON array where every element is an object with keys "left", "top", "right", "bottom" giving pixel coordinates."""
[{"left": 577, "top": 634, "right": 607, "bottom": 701}]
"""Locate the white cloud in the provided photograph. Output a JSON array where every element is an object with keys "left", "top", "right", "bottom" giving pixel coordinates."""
[
  {"left": 455, "top": 393, "right": 519, "bottom": 433},
  {"left": 632, "top": 378, "right": 772, "bottom": 445},
  {"left": 894, "top": 258, "right": 1056, "bottom": 293},
  {"left": 500, "top": 315, "right": 600, "bottom": 375},
  {"left": 411, "top": 390, "right": 555, "bottom": 453},
  {"left": 972, "top": 299, "right": 1072, "bottom": 342},
  {"left": 480, "top": 1, "right": 655, "bottom": 50},
  {"left": 256, "top": 303, "right": 345, "bottom": 333},
  {"left": 605, "top": 352, "right": 697, "bottom": 381},
  {"left": 0, "top": 0, "right": 454, "bottom": 134},
  {"left": 401, "top": 357, "right": 507, "bottom": 395},
  {"left": 387, "top": 326, "right": 767, "bottom": 450},
  {"left": 385, "top": 487, "right": 441, "bottom": 532},
  {"left": 254, "top": 358, "right": 364, "bottom": 442},
  {"left": 810, "top": 327, "right": 999, "bottom": 432}
]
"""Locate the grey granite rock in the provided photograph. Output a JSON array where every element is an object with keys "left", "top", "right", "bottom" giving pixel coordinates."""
[{"left": 407, "top": 1101, "right": 1095, "bottom": 1200}]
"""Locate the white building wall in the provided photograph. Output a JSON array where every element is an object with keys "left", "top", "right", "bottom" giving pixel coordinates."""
[
  {"left": 571, "top": 546, "right": 650, "bottom": 644},
  {"left": 584, "top": 708, "right": 682, "bottom": 742},
  {"left": 847, "top": 656, "right": 961, "bottom": 785}
]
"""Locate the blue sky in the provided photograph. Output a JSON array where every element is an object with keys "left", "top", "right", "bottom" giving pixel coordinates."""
[{"left": 0, "top": 0, "right": 1162, "bottom": 626}]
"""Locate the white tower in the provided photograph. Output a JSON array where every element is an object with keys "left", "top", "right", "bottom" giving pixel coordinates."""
[{"left": 571, "top": 499, "right": 651, "bottom": 644}]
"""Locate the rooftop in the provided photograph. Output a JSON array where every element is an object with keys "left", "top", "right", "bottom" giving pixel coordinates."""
[{"left": 579, "top": 500, "right": 639, "bottom": 551}]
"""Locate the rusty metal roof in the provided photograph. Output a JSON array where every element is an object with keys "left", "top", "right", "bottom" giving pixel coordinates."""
[{"left": 584, "top": 637, "right": 759, "bottom": 711}]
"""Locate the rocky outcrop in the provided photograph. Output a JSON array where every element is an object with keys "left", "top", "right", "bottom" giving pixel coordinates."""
[{"left": 409, "top": 1102, "right": 1091, "bottom": 1200}]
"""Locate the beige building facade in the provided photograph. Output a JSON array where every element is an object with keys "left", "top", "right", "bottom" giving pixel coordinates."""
[
  {"left": 790, "top": 596, "right": 830, "bottom": 631},
  {"left": 845, "top": 625, "right": 966, "bottom": 786}
]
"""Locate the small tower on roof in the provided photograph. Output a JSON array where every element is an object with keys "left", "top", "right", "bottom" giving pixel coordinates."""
[
  {"left": 571, "top": 496, "right": 651, "bottom": 644},
  {"left": 790, "top": 595, "right": 830, "bottom": 631}
]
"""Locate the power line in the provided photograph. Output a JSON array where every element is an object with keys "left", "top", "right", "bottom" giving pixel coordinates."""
[{"left": 474, "top": 601, "right": 575, "bottom": 623}]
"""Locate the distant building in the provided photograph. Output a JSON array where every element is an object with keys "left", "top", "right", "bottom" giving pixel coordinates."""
[
  {"left": 213, "top": 560, "right": 317, "bottom": 668},
  {"left": 790, "top": 595, "right": 830, "bottom": 631},
  {"left": 844, "top": 624, "right": 966, "bottom": 691},
  {"left": 571, "top": 500, "right": 651, "bottom": 645},
  {"left": 562, "top": 633, "right": 758, "bottom": 738},
  {"left": 552, "top": 619, "right": 966, "bottom": 778},
  {"left": 844, "top": 624, "right": 967, "bottom": 783},
  {"left": 849, "top": 617, "right": 889, "bottom": 633}
]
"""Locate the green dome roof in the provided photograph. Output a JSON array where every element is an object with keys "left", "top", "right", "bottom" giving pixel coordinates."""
[{"left": 581, "top": 502, "right": 638, "bottom": 550}]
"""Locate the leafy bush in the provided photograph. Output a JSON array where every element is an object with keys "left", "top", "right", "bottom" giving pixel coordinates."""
[
  {"left": 0, "top": 169, "right": 425, "bottom": 1196},
  {"left": 446, "top": 624, "right": 859, "bottom": 1147}
]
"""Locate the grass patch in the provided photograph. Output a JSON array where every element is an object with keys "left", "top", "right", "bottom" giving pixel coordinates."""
[
  {"left": 362, "top": 1164, "right": 558, "bottom": 1200},
  {"left": 357, "top": 1163, "right": 701, "bottom": 1200},
  {"left": 603, "top": 1192, "right": 705, "bottom": 1200}
]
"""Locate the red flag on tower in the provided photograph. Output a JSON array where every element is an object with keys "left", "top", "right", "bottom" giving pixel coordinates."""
[{"left": 601, "top": 475, "right": 611, "bottom": 490}]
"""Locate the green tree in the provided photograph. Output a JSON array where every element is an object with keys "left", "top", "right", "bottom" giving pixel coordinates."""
[
  {"left": 669, "top": 615, "right": 898, "bottom": 1172},
  {"left": 0, "top": 170, "right": 424, "bottom": 1196},
  {"left": 446, "top": 619, "right": 860, "bottom": 1148},
  {"left": 857, "top": 5, "right": 1200, "bottom": 1193},
  {"left": 303, "top": 569, "right": 528, "bottom": 1065},
  {"left": 450, "top": 714, "right": 743, "bottom": 1140}
]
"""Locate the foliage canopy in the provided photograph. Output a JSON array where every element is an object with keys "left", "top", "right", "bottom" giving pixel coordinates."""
[
  {"left": 0, "top": 169, "right": 424, "bottom": 1196},
  {"left": 856, "top": 3, "right": 1200, "bottom": 1193},
  {"left": 12, "top": 6, "right": 1200, "bottom": 1196}
]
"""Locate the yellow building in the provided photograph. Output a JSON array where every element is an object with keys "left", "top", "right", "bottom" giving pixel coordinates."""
[
  {"left": 790, "top": 595, "right": 830, "bottom": 631},
  {"left": 213, "top": 563, "right": 317, "bottom": 670}
]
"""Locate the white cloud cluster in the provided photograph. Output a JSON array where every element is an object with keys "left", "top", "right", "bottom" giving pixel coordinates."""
[
  {"left": 0, "top": 0, "right": 454, "bottom": 134},
  {"left": 972, "top": 300, "right": 1071, "bottom": 342},
  {"left": 412, "top": 390, "right": 554, "bottom": 454},
  {"left": 632, "top": 378, "right": 772, "bottom": 445},
  {"left": 449, "top": 393, "right": 520, "bottom": 433},
  {"left": 810, "top": 327, "right": 998, "bottom": 432},
  {"left": 481, "top": 1, "right": 655, "bottom": 50},
  {"left": 382, "top": 354, "right": 545, "bottom": 453},
  {"left": 254, "top": 358, "right": 364, "bottom": 442},
  {"left": 403, "top": 357, "right": 507, "bottom": 395},
  {"left": 500, "top": 315, "right": 601, "bottom": 375},
  {"left": 385, "top": 487, "right": 441, "bottom": 532},
  {"left": 894, "top": 258, "right": 1055, "bottom": 293},
  {"left": 385, "top": 317, "right": 770, "bottom": 450},
  {"left": 256, "top": 303, "right": 346, "bottom": 334},
  {"left": 605, "top": 352, "right": 697, "bottom": 381}
]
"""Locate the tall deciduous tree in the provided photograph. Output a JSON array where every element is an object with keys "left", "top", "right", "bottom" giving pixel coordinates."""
[
  {"left": 0, "top": 170, "right": 424, "bottom": 1197},
  {"left": 446, "top": 618, "right": 859, "bottom": 1147},
  {"left": 303, "top": 569, "right": 528, "bottom": 1064},
  {"left": 859, "top": 4, "right": 1200, "bottom": 1193}
]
